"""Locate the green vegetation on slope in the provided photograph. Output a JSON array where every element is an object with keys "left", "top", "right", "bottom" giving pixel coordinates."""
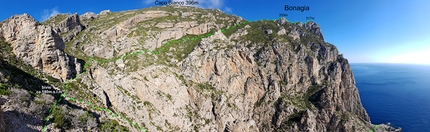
[
  {"left": 197, "top": 82, "right": 215, "bottom": 91},
  {"left": 63, "top": 33, "right": 88, "bottom": 59},
  {"left": 121, "top": 33, "right": 208, "bottom": 73},
  {"left": 100, "top": 119, "right": 129, "bottom": 132},
  {"left": 41, "top": 14, "right": 69, "bottom": 25},
  {"left": 242, "top": 20, "right": 279, "bottom": 46},
  {"left": 0, "top": 83, "right": 11, "bottom": 95},
  {"left": 78, "top": 111, "right": 93, "bottom": 124},
  {"left": 270, "top": 84, "right": 325, "bottom": 113},
  {"left": 221, "top": 21, "right": 247, "bottom": 38},
  {"left": 89, "top": 11, "right": 138, "bottom": 31},
  {"left": 51, "top": 105, "right": 70, "bottom": 129}
]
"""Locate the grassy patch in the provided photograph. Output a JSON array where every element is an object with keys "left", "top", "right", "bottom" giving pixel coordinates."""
[
  {"left": 221, "top": 22, "right": 246, "bottom": 38},
  {"left": 78, "top": 111, "right": 93, "bottom": 124},
  {"left": 47, "top": 75, "right": 61, "bottom": 84},
  {"left": 341, "top": 112, "right": 350, "bottom": 122},
  {"left": 196, "top": 82, "right": 215, "bottom": 92},
  {"left": 144, "top": 101, "right": 152, "bottom": 107},
  {"left": 89, "top": 11, "right": 137, "bottom": 31},
  {"left": 173, "top": 73, "right": 187, "bottom": 86},
  {"left": 117, "top": 86, "right": 131, "bottom": 97},
  {"left": 155, "top": 34, "right": 205, "bottom": 63},
  {"left": 63, "top": 33, "right": 89, "bottom": 59},
  {"left": 241, "top": 20, "right": 279, "bottom": 46},
  {"left": 282, "top": 85, "right": 324, "bottom": 110},
  {"left": 51, "top": 106, "right": 70, "bottom": 128},
  {"left": 0, "top": 83, "right": 11, "bottom": 95},
  {"left": 122, "top": 33, "right": 207, "bottom": 72},
  {"left": 210, "top": 89, "right": 224, "bottom": 101},
  {"left": 34, "top": 99, "right": 45, "bottom": 105},
  {"left": 278, "top": 80, "right": 288, "bottom": 86},
  {"left": 167, "top": 94, "right": 172, "bottom": 101},
  {"left": 100, "top": 119, "right": 129, "bottom": 132},
  {"left": 41, "top": 14, "right": 69, "bottom": 25},
  {"left": 254, "top": 93, "right": 266, "bottom": 107}
]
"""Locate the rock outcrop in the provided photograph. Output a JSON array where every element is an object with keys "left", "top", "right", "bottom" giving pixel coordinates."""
[
  {"left": 53, "top": 13, "right": 84, "bottom": 42},
  {"left": 99, "top": 10, "right": 111, "bottom": 15},
  {"left": 0, "top": 14, "right": 81, "bottom": 81},
  {"left": 80, "top": 12, "right": 97, "bottom": 21},
  {"left": 304, "top": 22, "right": 324, "bottom": 40}
]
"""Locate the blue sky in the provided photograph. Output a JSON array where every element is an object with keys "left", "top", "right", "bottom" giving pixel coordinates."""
[{"left": 1, "top": 0, "right": 429, "bottom": 64}]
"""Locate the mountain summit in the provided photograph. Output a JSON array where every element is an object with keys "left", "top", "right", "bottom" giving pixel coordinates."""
[{"left": 0, "top": 6, "right": 400, "bottom": 132}]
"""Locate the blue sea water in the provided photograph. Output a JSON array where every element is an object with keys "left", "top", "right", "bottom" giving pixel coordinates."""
[{"left": 351, "top": 63, "right": 430, "bottom": 132}]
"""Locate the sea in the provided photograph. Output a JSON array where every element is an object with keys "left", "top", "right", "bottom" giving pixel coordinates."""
[{"left": 351, "top": 63, "right": 430, "bottom": 132}]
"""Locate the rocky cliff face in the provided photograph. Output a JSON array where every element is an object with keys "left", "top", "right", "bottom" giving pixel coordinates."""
[
  {"left": 1, "top": 14, "right": 82, "bottom": 81},
  {"left": 177, "top": 20, "right": 371, "bottom": 131},
  {"left": 0, "top": 6, "right": 400, "bottom": 132}
]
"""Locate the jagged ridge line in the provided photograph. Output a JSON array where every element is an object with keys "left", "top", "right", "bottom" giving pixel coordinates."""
[{"left": 42, "top": 18, "right": 311, "bottom": 131}]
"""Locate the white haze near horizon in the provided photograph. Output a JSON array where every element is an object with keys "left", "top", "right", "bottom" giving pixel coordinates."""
[{"left": 383, "top": 48, "right": 430, "bottom": 65}]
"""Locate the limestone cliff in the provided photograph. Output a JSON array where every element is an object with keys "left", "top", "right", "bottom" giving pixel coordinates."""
[
  {"left": 1, "top": 14, "right": 82, "bottom": 81},
  {"left": 0, "top": 6, "right": 400, "bottom": 132}
]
